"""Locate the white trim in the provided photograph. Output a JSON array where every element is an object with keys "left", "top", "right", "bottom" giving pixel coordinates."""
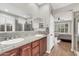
[
  {"left": 71, "top": 12, "right": 74, "bottom": 52},
  {"left": 54, "top": 20, "right": 72, "bottom": 23},
  {"left": 54, "top": 32, "right": 72, "bottom": 35}
]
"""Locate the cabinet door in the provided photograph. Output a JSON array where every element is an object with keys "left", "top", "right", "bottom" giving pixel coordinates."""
[
  {"left": 20, "top": 43, "right": 31, "bottom": 56},
  {"left": 21, "top": 48, "right": 31, "bottom": 56},
  {"left": 32, "top": 46, "right": 39, "bottom": 56},
  {"left": 43, "top": 37, "right": 47, "bottom": 53},
  {"left": 32, "top": 40, "right": 40, "bottom": 56},
  {"left": 32, "top": 40, "right": 39, "bottom": 48},
  {"left": 40, "top": 39, "right": 45, "bottom": 55},
  {"left": 0, "top": 48, "right": 19, "bottom": 56},
  {"left": 40, "top": 37, "right": 47, "bottom": 55}
]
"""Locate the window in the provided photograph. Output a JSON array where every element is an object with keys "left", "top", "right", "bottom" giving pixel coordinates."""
[
  {"left": 65, "top": 23, "right": 68, "bottom": 33},
  {"left": 60, "top": 24, "right": 64, "bottom": 32},
  {"left": 54, "top": 21, "right": 71, "bottom": 34}
]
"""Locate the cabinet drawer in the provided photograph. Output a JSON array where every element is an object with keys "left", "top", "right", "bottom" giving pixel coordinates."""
[
  {"left": 32, "top": 46, "right": 39, "bottom": 56},
  {"left": 32, "top": 40, "right": 39, "bottom": 48},
  {"left": 21, "top": 43, "right": 31, "bottom": 49}
]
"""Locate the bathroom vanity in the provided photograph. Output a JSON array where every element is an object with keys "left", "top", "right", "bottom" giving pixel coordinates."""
[
  {"left": 0, "top": 35, "right": 47, "bottom": 56},
  {"left": 0, "top": 8, "right": 47, "bottom": 56}
]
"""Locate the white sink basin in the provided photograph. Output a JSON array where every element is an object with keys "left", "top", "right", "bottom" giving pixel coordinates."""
[{"left": 0, "top": 38, "right": 24, "bottom": 45}]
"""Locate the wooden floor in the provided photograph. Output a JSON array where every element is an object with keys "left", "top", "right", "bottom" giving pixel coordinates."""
[{"left": 44, "top": 41, "right": 75, "bottom": 56}]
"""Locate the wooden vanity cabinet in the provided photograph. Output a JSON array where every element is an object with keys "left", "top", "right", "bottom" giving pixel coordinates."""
[
  {"left": 31, "top": 40, "right": 40, "bottom": 56},
  {"left": 32, "top": 46, "right": 40, "bottom": 56},
  {"left": 40, "top": 37, "right": 47, "bottom": 55},
  {"left": 43, "top": 37, "right": 47, "bottom": 54},
  {"left": 0, "top": 37, "right": 47, "bottom": 56},
  {"left": 20, "top": 43, "right": 31, "bottom": 56},
  {"left": 0, "top": 48, "right": 19, "bottom": 56}
]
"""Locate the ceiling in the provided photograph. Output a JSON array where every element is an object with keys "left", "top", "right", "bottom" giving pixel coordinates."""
[
  {"left": 10, "top": 3, "right": 39, "bottom": 16},
  {"left": 11, "top": 3, "right": 72, "bottom": 10},
  {"left": 7, "top": 3, "right": 72, "bottom": 17},
  {"left": 35, "top": 3, "right": 72, "bottom": 9},
  {"left": 51, "top": 3, "right": 72, "bottom": 10}
]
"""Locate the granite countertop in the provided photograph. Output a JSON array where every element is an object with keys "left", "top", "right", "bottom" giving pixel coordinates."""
[{"left": 0, "top": 34, "right": 47, "bottom": 54}]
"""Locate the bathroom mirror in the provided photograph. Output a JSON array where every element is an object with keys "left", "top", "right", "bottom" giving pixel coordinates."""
[
  {"left": 0, "top": 12, "right": 32, "bottom": 32},
  {"left": 24, "top": 20, "right": 33, "bottom": 31},
  {"left": 0, "top": 13, "right": 5, "bottom": 32},
  {"left": 6, "top": 24, "right": 12, "bottom": 31},
  {"left": 6, "top": 15, "right": 15, "bottom": 31},
  {"left": 0, "top": 13, "right": 15, "bottom": 32},
  {"left": 15, "top": 18, "right": 27, "bottom": 31},
  {"left": 0, "top": 24, "right": 5, "bottom": 31},
  {"left": 15, "top": 18, "right": 23, "bottom": 31}
]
